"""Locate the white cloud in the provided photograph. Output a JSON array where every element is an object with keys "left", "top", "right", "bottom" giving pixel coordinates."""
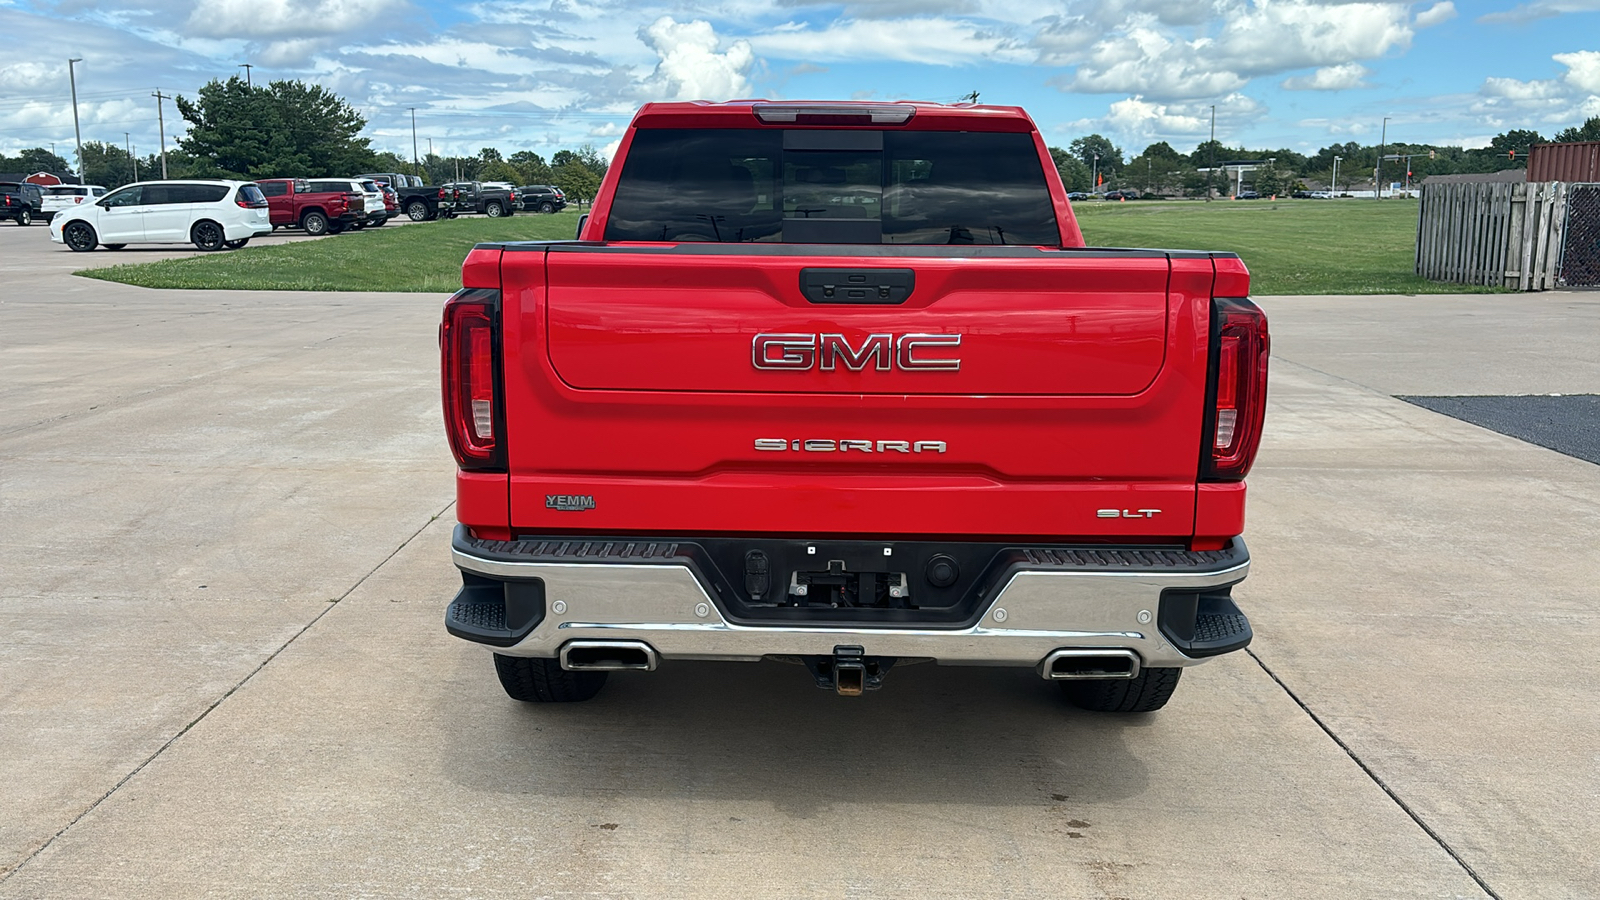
[
  {"left": 1472, "top": 51, "right": 1600, "bottom": 129},
  {"left": 1046, "top": 1, "right": 1414, "bottom": 100},
  {"left": 776, "top": 0, "right": 980, "bottom": 17},
  {"left": 1480, "top": 0, "right": 1600, "bottom": 24},
  {"left": 1482, "top": 76, "right": 1562, "bottom": 101},
  {"left": 0, "top": 61, "right": 62, "bottom": 93},
  {"left": 1066, "top": 93, "right": 1266, "bottom": 148},
  {"left": 636, "top": 17, "right": 754, "bottom": 101},
  {"left": 1556, "top": 49, "right": 1600, "bottom": 94},
  {"left": 1282, "top": 63, "right": 1372, "bottom": 91},
  {"left": 186, "top": 0, "right": 402, "bottom": 40},
  {"left": 1414, "top": 1, "right": 1457, "bottom": 27},
  {"left": 359, "top": 38, "right": 547, "bottom": 77},
  {"left": 749, "top": 17, "right": 1027, "bottom": 66}
]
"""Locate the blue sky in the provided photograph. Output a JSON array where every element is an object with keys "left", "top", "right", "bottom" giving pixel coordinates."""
[{"left": 1, "top": 0, "right": 1597, "bottom": 165}]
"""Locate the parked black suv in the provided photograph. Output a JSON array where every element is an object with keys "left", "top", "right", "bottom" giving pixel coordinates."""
[
  {"left": 517, "top": 184, "right": 567, "bottom": 214},
  {"left": 1, "top": 181, "right": 45, "bottom": 225}
]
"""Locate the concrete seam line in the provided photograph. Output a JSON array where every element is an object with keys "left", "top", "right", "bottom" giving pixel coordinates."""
[
  {"left": 0, "top": 501, "right": 456, "bottom": 883},
  {"left": 1269, "top": 355, "right": 1402, "bottom": 399},
  {"left": 1246, "top": 648, "right": 1503, "bottom": 900}
]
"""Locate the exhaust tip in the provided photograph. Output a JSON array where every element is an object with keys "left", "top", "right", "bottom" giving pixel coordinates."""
[
  {"left": 560, "top": 640, "right": 659, "bottom": 672},
  {"left": 1039, "top": 649, "right": 1141, "bottom": 680}
]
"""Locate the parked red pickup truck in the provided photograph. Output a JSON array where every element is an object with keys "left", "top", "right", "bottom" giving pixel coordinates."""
[
  {"left": 256, "top": 178, "right": 366, "bottom": 235},
  {"left": 441, "top": 101, "right": 1269, "bottom": 713}
]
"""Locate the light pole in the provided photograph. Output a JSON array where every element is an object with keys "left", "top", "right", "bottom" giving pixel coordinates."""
[
  {"left": 1331, "top": 155, "right": 1341, "bottom": 196},
  {"left": 152, "top": 90, "right": 170, "bottom": 179},
  {"left": 239, "top": 63, "right": 252, "bottom": 87},
  {"left": 1207, "top": 104, "right": 1217, "bottom": 202},
  {"left": 125, "top": 132, "right": 135, "bottom": 181},
  {"left": 1376, "top": 116, "right": 1389, "bottom": 199},
  {"left": 409, "top": 107, "right": 420, "bottom": 177},
  {"left": 68, "top": 58, "right": 84, "bottom": 181},
  {"left": 1091, "top": 152, "right": 1099, "bottom": 192}
]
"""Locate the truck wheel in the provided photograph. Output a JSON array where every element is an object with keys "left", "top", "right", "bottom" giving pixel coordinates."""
[
  {"left": 16, "top": 209, "right": 32, "bottom": 226},
  {"left": 301, "top": 211, "right": 329, "bottom": 235},
  {"left": 493, "top": 654, "right": 607, "bottom": 703},
  {"left": 485, "top": 201, "right": 504, "bottom": 217},
  {"left": 192, "top": 220, "right": 226, "bottom": 251},
  {"left": 1062, "top": 667, "right": 1182, "bottom": 713},
  {"left": 406, "top": 200, "right": 431, "bottom": 221},
  {"left": 539, "top": 201, "right": 555, "bottom": 214},
  {"left": 63, "top": 221, "right": 97, "bottom": 251}
]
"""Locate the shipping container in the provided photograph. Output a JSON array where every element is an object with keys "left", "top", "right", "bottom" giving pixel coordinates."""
[{"left": 1528, "top": 141, "right": 1600, "bottom": 183}]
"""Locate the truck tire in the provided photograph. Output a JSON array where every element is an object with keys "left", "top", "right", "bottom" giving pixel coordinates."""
[
  {"left": 63, "top": 221, "right": 97, "bottom": 251},
  {"left": 191, "top": 220, "right": 226, "bottom": 251},
  {"left": 16, "top": 209, "right": 32, "bottom": 226},
  {"left": 485, "top": 201, "right": 504, "bottom": 217},
  {"left": 493, "top": 654, "right": 607, "bottom": 702},
  {"left": 406, "top": 200, "right": 431, "bottom": 221},
  {"left": 1062, "top": 667, "right": 1182, "bottom": 713},
  {"left": 301, "top": 211, "right": 329, "bottom": 235},
  {"left": 539, "top": 201, "right": 555, "bottom": 214}
]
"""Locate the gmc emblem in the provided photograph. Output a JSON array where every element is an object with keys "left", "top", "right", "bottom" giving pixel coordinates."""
[{"left": 752, "top": 333, "right": 961, "bottom": 372}]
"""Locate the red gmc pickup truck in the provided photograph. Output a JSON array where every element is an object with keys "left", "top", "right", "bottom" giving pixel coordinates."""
[
  {"left": 440, "top": 101, "right": 1269, "bottom": 713},
  {"left": 256, "top": 178, "right": 366, "bottom": 235}
]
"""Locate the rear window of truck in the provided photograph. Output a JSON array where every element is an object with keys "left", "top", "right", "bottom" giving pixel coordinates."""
[{"left": 604, "top": 128, "right": 1060, "bottom": 246}]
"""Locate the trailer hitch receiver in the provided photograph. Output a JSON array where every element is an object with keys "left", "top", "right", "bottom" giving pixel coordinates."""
[{"left": 804, "top": 645, "right": 893, "bottom": 696}]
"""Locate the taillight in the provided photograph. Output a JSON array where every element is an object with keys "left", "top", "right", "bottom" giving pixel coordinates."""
[
  {"left": 75, "top": 197, "right": 84, "bottom": 204},
  {"left": 441, "top": 290, "right": 502, "bottom": 470},
  {"left": 1202, "top": 297, "right": 1269, "bottom": 482},
  {"left": 438, "top": 188, "right": 446, "bottom": 200}
]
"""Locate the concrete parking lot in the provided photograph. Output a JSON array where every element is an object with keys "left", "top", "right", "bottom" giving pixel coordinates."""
[{"left": 2, "top": 221, "right": 1597, "bottom": 898}]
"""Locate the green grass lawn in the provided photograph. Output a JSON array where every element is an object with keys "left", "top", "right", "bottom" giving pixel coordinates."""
[
  {"left": 79, "top": 200, "right": 1481, "bottom": 295},
  {"left": 1075, "top": 198, "right": 1490, "bottom": 295},
  {"left": 77, "top": 212, "right": 584, "bottom": 293}
]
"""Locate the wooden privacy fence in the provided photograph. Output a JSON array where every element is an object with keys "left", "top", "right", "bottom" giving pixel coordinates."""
[{"left": 1415, "top": 181, "right": 1569, "bottom": 290}]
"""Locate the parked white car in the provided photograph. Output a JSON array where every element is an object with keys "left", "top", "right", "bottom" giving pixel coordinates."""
[
  {"left": 49, "top": 180, "right": 272, "bottom": 252},
  {"left": 309, "top": 179, "right": 387, "bottom": 227},
  {"left": 40, "top": 184, "right": 107, "bottom": 221}
]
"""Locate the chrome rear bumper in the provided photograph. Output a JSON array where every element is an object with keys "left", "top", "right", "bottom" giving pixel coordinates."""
[{"left": 449, "top": 528, "right": 1250, "bottom": 671}]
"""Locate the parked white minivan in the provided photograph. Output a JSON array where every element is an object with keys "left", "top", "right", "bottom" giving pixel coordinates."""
[
  {"left": 40, "top": 184, "right": 107, "bottom": 221},
  {"left": 49, "top": 179, "right": 272, "bottom": 252}
]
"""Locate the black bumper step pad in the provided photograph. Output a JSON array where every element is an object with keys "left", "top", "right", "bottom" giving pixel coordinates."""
[{"left": 1158, "top": 590, "right": 1253, "bottom": 657}]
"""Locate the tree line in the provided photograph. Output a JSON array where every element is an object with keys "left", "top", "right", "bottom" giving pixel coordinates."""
[
  {"left": 0, "top": 76, "right": 610, "bottom": 201},
  {"left": 1049, "top": 116, "right": 1600, "bottom": 197}
]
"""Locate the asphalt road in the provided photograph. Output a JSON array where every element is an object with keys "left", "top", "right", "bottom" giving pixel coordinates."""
[
  {"left": 2, "top": 222, "right": 1598, "bottom": 898},
  {"left": 1399, "top": 394, "right": 1600, "bottom": 465}
]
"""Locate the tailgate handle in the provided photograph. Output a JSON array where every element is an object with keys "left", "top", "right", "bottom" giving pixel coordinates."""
[{"left": 800, "top": 268, "right": 915, "bottom": 304}]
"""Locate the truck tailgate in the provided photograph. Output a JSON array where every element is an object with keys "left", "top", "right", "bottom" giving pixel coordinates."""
[{"left": 501, "top": 244, "right": 1217, "bottom": 539}]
